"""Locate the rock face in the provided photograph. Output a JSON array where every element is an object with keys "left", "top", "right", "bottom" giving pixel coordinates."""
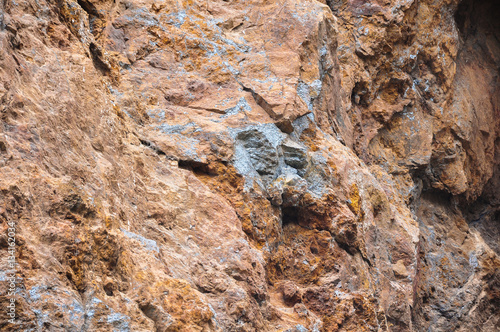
[{"left": 0, "top": 0, "right": 498, "bottom": 330}]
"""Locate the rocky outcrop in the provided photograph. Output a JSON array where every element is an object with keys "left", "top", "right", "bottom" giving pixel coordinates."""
[{"left": 0, "top": 0, "right": 498, "bottom": 331}]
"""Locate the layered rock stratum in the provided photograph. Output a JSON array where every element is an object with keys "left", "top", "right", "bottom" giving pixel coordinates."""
[{"left": 0, "top": 0, "right": 498, "bottom": 330}]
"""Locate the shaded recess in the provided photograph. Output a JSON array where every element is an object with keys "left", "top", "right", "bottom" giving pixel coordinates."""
[
  {"left": 281, "top": 206, "right": 300, "bottom": 227},
  {"left": 455, "top": 0, "right": 500, "bottom": 252},
  {"left": 413, "top": 0, "right": 500, "bottom": 329}
]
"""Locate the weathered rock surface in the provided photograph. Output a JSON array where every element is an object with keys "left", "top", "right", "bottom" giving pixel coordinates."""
[{"left": 0, "top": 0, "right": 498, "bottom": 331}]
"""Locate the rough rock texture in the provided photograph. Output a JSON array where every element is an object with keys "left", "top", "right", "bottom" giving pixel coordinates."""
[{"left": 0, "top": 0, "right": 498, "bottom": 331}]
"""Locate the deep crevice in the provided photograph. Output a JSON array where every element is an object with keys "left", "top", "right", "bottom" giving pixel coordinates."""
[
  {"left": 139, "top": 138, "right": 166, "bottom": 156},
  {"left": 178, "top": 160, "right": 211, "bottom": 174},
  {"left": 281, "top": 206, "right": 300, "bottom": 227},
  {"left": 89, "top": 42, "right": 111, "bottom": 74},
  {"left": 77, "top": 0, "right": 101, "bottom": 18},
  {"left": 239, "top": 83, "right": 277, "bottom": 119}
]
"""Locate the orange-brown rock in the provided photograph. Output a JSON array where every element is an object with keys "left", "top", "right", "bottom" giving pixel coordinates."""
[{"left": 0, "top": 0, "right": 499, "bottom": 331}]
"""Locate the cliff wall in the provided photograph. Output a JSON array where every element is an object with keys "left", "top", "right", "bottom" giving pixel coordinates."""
[{"left": 0, "top": 0, "right": 498, "bottom": 330}]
